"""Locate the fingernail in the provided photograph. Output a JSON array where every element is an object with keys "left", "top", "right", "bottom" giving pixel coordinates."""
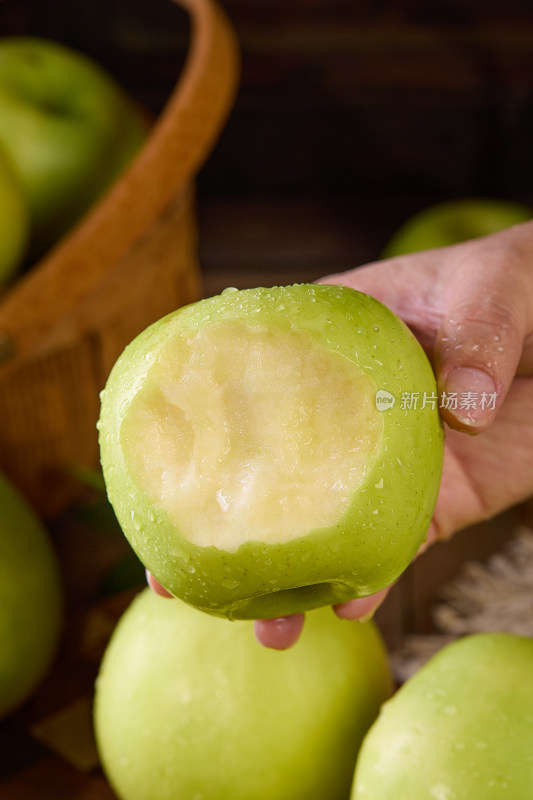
[{"left": 442, "top": 367, "right": 497, "bottom": 427}]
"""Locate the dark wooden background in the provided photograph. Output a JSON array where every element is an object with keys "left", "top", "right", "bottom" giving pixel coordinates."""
[{"left": 2, "top": 0, "right": 533, "bottom": 292}]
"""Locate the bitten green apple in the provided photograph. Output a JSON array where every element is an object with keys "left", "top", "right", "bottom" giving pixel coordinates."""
[
  {"left": 352, "top": 633, "right": 533, "bottom": 800},
  {"left": 0, "top": 143, "right": 29, "bottom": 285},
  {"left": 382, "top": 198, "right": 533, "bottom": 258},
  {"left": 0, "top": 37, "right": 148, "bottom": 252},
  {"left": 0, "top": 471, "right": 62, "bottom": 718},
  {"left": 99, "top": 284, "right": 443, "bottom": 619},
  {"left": 95, "top": 589, "right": 392, "bottom": 800}
]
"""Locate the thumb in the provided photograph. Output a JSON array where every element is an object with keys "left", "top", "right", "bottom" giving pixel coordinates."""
[{"left": 434, "top": 245, "right": 530, "bottom": 433}]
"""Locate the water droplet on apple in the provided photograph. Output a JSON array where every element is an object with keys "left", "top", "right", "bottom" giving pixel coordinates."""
[{"left": 222, "top": 578, "right": 240, "bottom": 589}]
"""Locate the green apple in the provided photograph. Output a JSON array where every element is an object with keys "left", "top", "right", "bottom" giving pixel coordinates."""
[
  {"left": 382, "top": 198, "right": 533, "bottom": 258},
  {"left": 0, "top": 37, "right": 148, "bottom": 253},
  {"left": 0, "top": 471, "right": 62, "bottom": 718},
  {"left": 99, "top": 284, "right": 443, "bottom": 619},
  {"left": 352, "top": 633, "right": 533, "bottom": 799},
  {"left": 0, "top": 142, "right": 29, "bottom": 284},
  {"left": 95, "top": 588, "right": 392, "bottom": 800}
]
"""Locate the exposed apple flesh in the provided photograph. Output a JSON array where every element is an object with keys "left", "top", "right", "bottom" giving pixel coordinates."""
[{"left": 122, "top": 321, "right": 382, "bottom": 551}]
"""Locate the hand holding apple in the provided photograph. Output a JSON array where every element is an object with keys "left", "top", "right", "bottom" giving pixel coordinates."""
[
  {"left": 276, "top": 220, "right": 533, "bottom": 643},
  {"left": 0, "top": 36, "right": 147, "bottom": 254},
  {"left": 99, "top": 284, "right": 443, "bottom": 620}
]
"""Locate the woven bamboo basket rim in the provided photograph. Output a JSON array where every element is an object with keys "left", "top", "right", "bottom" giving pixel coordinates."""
[{"left": 0, "top": 0, "right": 239, "bottom": 381}]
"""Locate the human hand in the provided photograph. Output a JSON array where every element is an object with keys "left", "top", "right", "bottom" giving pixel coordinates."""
[
  {"left": 254, "top": 220, "right": 533, "bottom": 648},
  {"left": 148, "top": 222, "right": 533, "bottom": 647}
]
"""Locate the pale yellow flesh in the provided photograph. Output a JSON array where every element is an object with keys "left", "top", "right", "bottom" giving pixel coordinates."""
[{"left": 121, "top": 322, "right": 382, "bottom": 552}]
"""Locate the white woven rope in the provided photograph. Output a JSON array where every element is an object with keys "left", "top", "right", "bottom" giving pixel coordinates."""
[{"left": 391, "top": 528, "right": 533, "bottom": 682}]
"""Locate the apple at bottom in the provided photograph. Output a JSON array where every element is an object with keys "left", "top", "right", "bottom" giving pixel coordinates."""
[{"left": 95, "top": 589, "right": 392, "bottom": 800}]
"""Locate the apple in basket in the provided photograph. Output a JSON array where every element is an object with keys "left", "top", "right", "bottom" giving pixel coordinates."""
[
  {"left": 99, "top": 283, "right": 443, "bottom": 619},
  {"left": 0, "top": 36, "right": 148, "bottom": 254}
]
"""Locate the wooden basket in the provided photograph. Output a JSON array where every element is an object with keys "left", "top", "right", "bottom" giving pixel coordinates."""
[{"left": 0, "top": 0, "right": 239, "bottom": 518}]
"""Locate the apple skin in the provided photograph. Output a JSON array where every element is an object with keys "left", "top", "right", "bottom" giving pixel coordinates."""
[
  {"left": 99, "top": 284, "right": 444, "bottom": 619},
  {"left": 0, "top": 471, "right": 62, "bottom": 718},
  {"left": 0, "top": 143, "right": 29, "bottom": 285},
  {"left": 94, "top": 589, "right": 392, "bottom": 800},
  {"left": 352, "top": 633, "right": 533, "bottom": 800},
  {"left": 382, "top": 198, "right": 533, "bottom": 258},
  {"left": 0, "top": 37, "right": 147, "bottom": 253}
]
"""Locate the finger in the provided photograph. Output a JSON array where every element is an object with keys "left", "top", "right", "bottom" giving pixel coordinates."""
[
  {"left": 333, "top": 586, "right": 390, "bottom": 620},
  {"left": 434, "top": 240, "right": 532, "bottom": 433},
  {"left": 318, "top": 255, "right": 444, "bottom": 352},
  {"left": 146, "top": 570, "right": 173, "bottom": 598},
  {"left": 253, "top": 614, "right": 305, "bottom": 650}
]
